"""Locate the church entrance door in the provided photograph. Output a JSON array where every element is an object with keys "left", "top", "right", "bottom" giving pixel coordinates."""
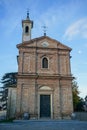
[{"left": 40, "top": 95, "right": 51, "bottom": 118}]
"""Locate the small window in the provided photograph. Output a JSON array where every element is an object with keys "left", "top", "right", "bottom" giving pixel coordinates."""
[
  {"left": 42, "top": 57, "right": 48, "bottom": 68},
  {"left": 25, "top": 26, "right": 29, "bottom": 33}
]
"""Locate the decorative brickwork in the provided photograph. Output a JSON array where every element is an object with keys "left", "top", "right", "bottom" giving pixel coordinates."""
[
  {"left": 15, "top": 36, "right": 73, "bottom": 119},
  {"left": 7, "top": 15, "right": 73, "bottom": 119}
]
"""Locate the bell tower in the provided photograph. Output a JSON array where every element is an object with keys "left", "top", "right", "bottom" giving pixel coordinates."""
[{"left": 22, "top": 11, "right": 33, "bottom": 42}]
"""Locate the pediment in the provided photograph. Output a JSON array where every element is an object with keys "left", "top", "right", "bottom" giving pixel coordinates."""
[
  {"left": 17, "top": 36, "right": 71, "bottom": 51},
  {"left": 39, "top": 86, "right": 52, "bottom": 90}
]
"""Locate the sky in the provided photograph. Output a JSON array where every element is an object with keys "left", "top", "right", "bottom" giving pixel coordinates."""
[{"left": 0, "top": 0, "right": 87, "bottom": 98}]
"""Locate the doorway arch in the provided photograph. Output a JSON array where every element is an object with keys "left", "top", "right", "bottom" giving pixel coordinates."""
[{"left": 38, "top": 86, "right": 53, "bottom": 119}]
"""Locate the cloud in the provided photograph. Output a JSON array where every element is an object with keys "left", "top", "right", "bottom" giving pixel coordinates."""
[
  {"left": 78, "top": 50, "right": 82, "bottom": 54},
  {"left": 83, "top": 62, "right": 87, "bottom": 65},
  {"left": 63, "top": 18, "right": 87, "bottom": 41},
  {"left": 79, "top": 86, "right": 87, "bottom": 98}
]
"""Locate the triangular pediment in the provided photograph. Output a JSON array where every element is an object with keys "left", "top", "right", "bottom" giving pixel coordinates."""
[{"left": 17, "top": 36, "right": 72, "bottom": 51}]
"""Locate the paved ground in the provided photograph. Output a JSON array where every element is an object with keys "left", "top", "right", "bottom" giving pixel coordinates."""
[{"left": 0, "top": 120, "right": 87, "bottom": 130}]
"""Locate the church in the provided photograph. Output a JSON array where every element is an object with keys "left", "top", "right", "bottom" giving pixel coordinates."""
[{"left": 7, "top": 12, "right": 73, "bottom": 119}]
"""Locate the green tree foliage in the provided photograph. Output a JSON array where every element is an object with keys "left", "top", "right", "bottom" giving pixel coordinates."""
[
  {"left": 0, "top": 72, "right": 17, "bottom": 109},
  {"left": 72, "top": 79, "right": 84, "bottom": 111},
  {"left": 72, "top": 79, "right": 80, "bottom": 111},
  {"left": 84, "top": 95, "right": 87, "bottom": 111},
  {"left": 1, "top": 72, "right": 17, "bottom": 88}
]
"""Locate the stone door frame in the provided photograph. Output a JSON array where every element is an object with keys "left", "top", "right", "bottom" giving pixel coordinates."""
[{"left": 38, "top": 86, "right": 53, "bottom": 119}]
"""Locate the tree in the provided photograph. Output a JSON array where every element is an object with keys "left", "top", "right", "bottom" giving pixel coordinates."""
[
  {"left": 83, "top": 95, "right": 87, "bottom": 111},
  {"left": 72, "top": 79, "right": 84, "bottom": 111},
  {"left": 72, "top": 79, "right": 80, "bottom": 111},
  {"left": 0, "top": 72, "right": 17, "bottom": 110},
  {"left": 76, "top": 98, "right": 85, "bottom": 111}
]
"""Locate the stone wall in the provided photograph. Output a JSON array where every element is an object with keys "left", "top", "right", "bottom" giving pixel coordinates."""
[
  {"left": 7, "top": 87, "right": 17, "bottom": 118},
  {"left": 15, "top": 36, "right": 73, "bottom": 119},
  {"left": 75, "top": 112, "right": 87, "bottom": 121}
]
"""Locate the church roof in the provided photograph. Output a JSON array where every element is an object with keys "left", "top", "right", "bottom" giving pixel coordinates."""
[{"left": 17, "top": 35, "right": 72, "bottom": 51}]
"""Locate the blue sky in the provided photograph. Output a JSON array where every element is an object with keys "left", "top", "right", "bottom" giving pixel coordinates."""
[{"left": 0, "top": 0, "right": 87, "bottom": 98}]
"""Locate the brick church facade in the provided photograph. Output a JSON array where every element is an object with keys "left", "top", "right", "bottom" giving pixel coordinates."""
[{"left": 7, "top": 13, "right": 73, "bottom": 119}]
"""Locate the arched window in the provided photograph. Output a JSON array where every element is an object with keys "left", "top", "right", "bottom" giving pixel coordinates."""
[
  {"left": 25, "top": 26, "right": 29, "bottom": 33},
  {"left": 42, "top": 57, "right": 48, "bottom": 68}
]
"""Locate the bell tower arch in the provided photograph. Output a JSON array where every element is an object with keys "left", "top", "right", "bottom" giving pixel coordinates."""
[{"left": 22, "top": 11, "right": 33, "bottom": 42}]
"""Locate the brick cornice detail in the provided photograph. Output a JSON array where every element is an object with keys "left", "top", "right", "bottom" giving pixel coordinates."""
[{"left": 17, "top": 74, "right": 73, "bottom": 80}]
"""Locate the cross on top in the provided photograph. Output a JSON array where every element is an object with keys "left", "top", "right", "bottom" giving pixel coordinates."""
[
  {"left": 27, "top": 9, "right": 30, "bottom": 19},
  {"left": 42, "top": 25, "right": 47, "bottom": 36}
]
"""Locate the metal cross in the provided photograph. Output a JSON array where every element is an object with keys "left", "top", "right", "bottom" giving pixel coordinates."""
[
  {"left": 27, "top": 8, "right": 30, "bottom": 19},
  {"left": 42, "top": 25, "right": 47, "bottom": 36}
]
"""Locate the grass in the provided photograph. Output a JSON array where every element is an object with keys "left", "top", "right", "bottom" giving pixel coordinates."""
[{"left": 0, "top": 118, "right": 14, "bottom": 123}]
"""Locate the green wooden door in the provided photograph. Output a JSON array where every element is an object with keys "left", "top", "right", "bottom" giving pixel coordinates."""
[{"left": 40, "top": 95, "right": 51, "bottom": 118}]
